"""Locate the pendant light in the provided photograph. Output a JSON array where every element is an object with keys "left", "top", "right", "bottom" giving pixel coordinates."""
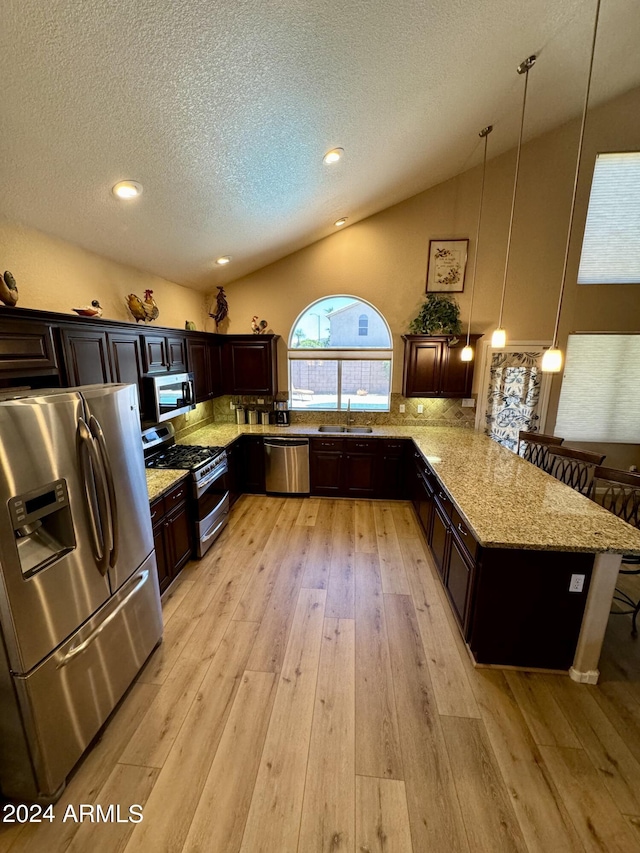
[
  {"left": 461, "top": 125, "right": 493, "bottom": 362},
  {"left": 542, "top": 0, "right": 601, "bottom": 373},
  {"left": 492, "top": 54, "right": 537, "bottom": 349}
]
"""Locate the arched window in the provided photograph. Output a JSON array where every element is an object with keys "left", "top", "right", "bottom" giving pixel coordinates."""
[{"left": 288, "top": 296, "right": 392, "bottom": 412}]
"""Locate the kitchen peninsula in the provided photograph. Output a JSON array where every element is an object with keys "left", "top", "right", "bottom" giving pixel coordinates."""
[{"left": 163, "top": 423, "right": 640, "bottom": 684}]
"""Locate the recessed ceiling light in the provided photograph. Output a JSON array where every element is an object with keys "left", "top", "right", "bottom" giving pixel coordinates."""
[
  {"left": 112, "top": 180, "right": 143, "bottom": 199},
  {"left": 323, "top": 148, "right": 344, "bottom": 165},
  {"left": 334, "top": 217, "right": 348, "bottom": 227},
  {"left": 215, "top": 256, "right": 231, "bottom": 265}
]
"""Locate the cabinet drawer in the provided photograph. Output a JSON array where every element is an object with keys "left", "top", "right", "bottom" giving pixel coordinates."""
[
  {"left": 434, "top": 485, "right": 453, "bottom": 518},
  {"left": 311, "top": 437, "right": 345, "bottom": 452},
  {"left": 382, "top": 439, "right": 407, "bottom": 453},
  {"left": 165, "top": 482, "right": 188, "bottom": 507},
  {"left": 344, "top": 437, "right": 377, "bottom": 453},
  {"left": 149, "top": 497, "right": 165, "bottom": 525},
  {"left": 451, "top": 506, "right": 479, "bottom": 562}
]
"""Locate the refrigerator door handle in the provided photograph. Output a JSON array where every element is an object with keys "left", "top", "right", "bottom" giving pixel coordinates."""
[
  {"left": 89, "top": 415, "right": 119, "bottom": 569},
  {"left": 77, "top": 418, "right": 110, "bottom": 576},
  {"left": 56, "top": 570, "right": 150, "bottom": 668}
]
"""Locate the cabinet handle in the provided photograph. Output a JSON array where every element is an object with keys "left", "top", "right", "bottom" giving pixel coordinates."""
[
  {"left": 172, "top": 490, "right": 183, "bottom": 501},
  {"left": 457, "top": 523, "right": 468, "bottom": 537},
  {"left": 438, "top": 491, "right": 447, "bottom": 501},
  {"left": 150, "top": 509, "right": 158, "bottom": 520}
]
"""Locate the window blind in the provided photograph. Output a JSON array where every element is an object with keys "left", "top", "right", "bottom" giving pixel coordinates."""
[
  {"left": 577, "top": 152, "right": 640, "bottom": 284},
  {"left": 555, "top": 334, "right": 640, "bottom": 443}
]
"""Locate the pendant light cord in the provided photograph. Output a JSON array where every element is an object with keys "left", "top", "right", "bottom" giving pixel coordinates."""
[
  {"left": 465, "top": 126, "right": 493, "bottom": 348},
  {"left": 550, "top": 0, "right": 601, "bottom": 349},
  {"left": 497, "top": 55, "right": 536, "bottom": 329}
]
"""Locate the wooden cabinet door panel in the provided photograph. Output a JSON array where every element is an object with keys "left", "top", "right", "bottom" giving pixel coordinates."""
[
  {"left": 242, "top": 436, "right": 265, "bottom": 493},
  {"left": 167, "top": 336, "right": 187, "bottom": 373},
  {"left": 143, "top": 335, "right": 168, "bottom": 375},
  {"left": 403, "top": 338, "right": 442, "bottom": 397},
  {"left": 187, "top": 337, "right": 211, "bottom": 403},
  {"left": 430, "top": 504, "right": 449, "bottom": 579},
  {"left": 344, "top": 453, "right": 377, "bottom": 497},
  {"left": 165, "top": 503, "right": 192, "bottom": 575},
  {"left": 61, "top": 328, "right": 112, "bottom": 386},
  {"left": 447, "top": 536, "right": 473, "bottom": 628},
  {"left": 441, "top": 342, "right": 473, "bottom": 397},
  {"left": 153, "top": 522, "right": 171, "bottom": 594},
  {"left": 310, "top": 451, "right": 343, "bottom": 496},
  {"left": 108, "top": 333, "right": 144, "bottom": 406},
  {"left": 0, "top": 319, "right": 58, "bottom": 375},
  {"left": 223, "top": 337, "right": 278, "bottom": 395},
  {"left": 208, "top": 342, "right": 222, "bottom": 397}
]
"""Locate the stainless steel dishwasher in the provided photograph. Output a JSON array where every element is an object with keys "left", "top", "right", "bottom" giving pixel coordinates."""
[{"left": 264, "top": 437, "right": 310, "bottom": 495}]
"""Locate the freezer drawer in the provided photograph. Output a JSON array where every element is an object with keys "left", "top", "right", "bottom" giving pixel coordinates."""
[{"left": 7, "top": 552, "right": 162, "bottom": 800}]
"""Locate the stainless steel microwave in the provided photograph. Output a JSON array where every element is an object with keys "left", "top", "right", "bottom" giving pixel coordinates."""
[{"left": 144, "top": 372, "right": 196, "bottom": 422}]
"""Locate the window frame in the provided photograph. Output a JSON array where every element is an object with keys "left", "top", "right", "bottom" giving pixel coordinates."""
[{"left": 288, "top": 295, "right": 393, "bottom": 413}]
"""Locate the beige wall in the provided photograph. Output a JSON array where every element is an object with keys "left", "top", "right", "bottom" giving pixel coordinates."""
[
  {"left": 220, "top": 86, "right": 640, "bottom": 463},
  {"left": 0, "top": 219, "right": 207, "bottom": 330}
]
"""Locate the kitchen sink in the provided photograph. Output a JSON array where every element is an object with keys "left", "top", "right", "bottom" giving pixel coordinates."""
[{"left": 317, "top": 425, "right": 373, "bottom": 434}]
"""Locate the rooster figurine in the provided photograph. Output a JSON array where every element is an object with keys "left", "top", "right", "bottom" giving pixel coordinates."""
[
  {"left": 251, "top": 316, "right": 268, "bottom": 334},
  {"left": 127, "top": 289, "right": 159, "bottom": 323},
  {"left": 0, "top": 270, "right": 19, "bottom": 307}
]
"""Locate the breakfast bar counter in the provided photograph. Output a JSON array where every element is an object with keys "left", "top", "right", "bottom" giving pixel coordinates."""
[{"left": 177, "top": 422, "right": 640, "bottom": 682}]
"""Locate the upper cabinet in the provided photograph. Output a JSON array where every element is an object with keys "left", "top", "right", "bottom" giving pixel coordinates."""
[
  {"left": 222, "top": 335, "right": 279, "bottom": 396},
  {"left": 187, "top": 335, "right": 222, "bottom": 403},
  {"left": 0, "top": 317, "right": 58, "bottom": 377},
  {"left": 402, "top": 334, "right": 482, "bottom": 398},
  {"left": 60, "top": 327, "right": 112, "bottom": 386}
]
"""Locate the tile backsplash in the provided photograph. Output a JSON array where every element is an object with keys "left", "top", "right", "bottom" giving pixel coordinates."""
[{"left": 210, "top": 394, "right": 475, "bottom": 428}]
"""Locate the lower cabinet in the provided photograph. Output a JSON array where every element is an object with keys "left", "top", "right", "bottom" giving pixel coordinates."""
[
  {"left": 226, "top": 438, "right": 244, "bottom": 507},
  {"left": 310, "top": 437, "right": 410, "bottom": 499},
  {"left": 409, "top": 449, "right": 593, "bottom": 670},
  {"left": 242, "top": 436, "right": 265, "bottom": 493},
  {"left": 150, "top": 481, "right": 193, "bottom": 594}
]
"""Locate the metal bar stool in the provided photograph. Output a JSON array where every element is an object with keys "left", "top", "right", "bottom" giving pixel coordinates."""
[
  {"left": 547, "top": 445, "right": 606, "bottom": 496},
  {"left": 590, "top": 466, "right": 640, "bottom": 635},
  {"left": 517, "top": 431, "right": 564, "bottom": 472}
]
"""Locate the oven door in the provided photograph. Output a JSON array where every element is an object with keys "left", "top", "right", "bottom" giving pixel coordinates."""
[{"left": 193, "top": 462, "right": 229, "bottom": 557}]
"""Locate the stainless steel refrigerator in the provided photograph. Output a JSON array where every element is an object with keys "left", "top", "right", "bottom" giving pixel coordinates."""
[{"left": 0, "top": 383, "right": 163, "bottom": 802}]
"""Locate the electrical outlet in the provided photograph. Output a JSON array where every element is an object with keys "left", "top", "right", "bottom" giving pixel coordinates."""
[
  {"left": 258, "top": 398, "right": 264, "bottom": 405},
  {"left": 462, "top": 398, "right": 475, "bottom": 408},
  {"left": 399, "top": 404, "right": 406, "bottom": 413},
  {"left": 230, "top": 400, "right": 235, "bottom": 409},
  {"left": 569, "top": 573, "right": 585, "bottom": 593},
  {"left": 417, "top": 404, "right": 424, "bottom": 414}
]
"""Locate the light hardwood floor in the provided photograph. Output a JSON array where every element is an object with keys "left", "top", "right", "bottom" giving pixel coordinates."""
[{"left": 3, "top": 495, "right": 640, "bottom": 852}]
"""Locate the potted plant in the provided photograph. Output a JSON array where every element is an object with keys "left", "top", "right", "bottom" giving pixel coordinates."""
[{"left": 408, "top": 294, "right": 461, "bottom": 337}]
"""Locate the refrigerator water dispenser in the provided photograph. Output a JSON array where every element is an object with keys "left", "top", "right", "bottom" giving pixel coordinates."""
[{"left": 9, "top": 480, "right": 75, "bottom": 577}]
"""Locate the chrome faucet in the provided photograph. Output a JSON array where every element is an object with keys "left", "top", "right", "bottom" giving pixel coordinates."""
[{"left": 346, "top": 399, "right": 354, "bottom": 425}]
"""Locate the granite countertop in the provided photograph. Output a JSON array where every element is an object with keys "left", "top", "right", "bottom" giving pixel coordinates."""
[
  {"left": 145, "top": 468, "right": 189, "bottom": 504},
  {"left": 175, "top": 422, "right": 640, "bottom": 555}
]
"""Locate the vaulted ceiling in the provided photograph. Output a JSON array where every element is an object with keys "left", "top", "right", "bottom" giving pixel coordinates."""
[{"left": 1, "top": 0, "right": 639, "bottom": 290}]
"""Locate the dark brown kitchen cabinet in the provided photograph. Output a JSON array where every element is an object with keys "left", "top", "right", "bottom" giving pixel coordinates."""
[
  {"left": 226, "top": 438, "right": 244, "bottom": 506},
  {"left": 344, "top": 438, "right": 378, "bottom": 497},
  {"left": 222, "top": 335, "right": 279, "bottom": 396},
  {"left": 380, "top": 439, "right": 409, "bottom": 499},
  {"left": 187, "top": 336, "right": 222, "bottom": 403},
  {"left": 310, "top": 438, "right": 344, "bottom": 496},
  {"left": 107, "top": 331, "right": 144, "bottom": 405},
  {"left": 166, "top": 335, "right": 187, "bottom": 373},
  {"left": 142, "top": 334, "right": 168, "bottom": 375},
  {"left": 0, "top": 317, "right": 59, "bottom": 377},
  {"left": 60, "top": 327, "right": 112, "bottom": 385},
  {"left": 241, "top": 436, "right": 265, "bottom": 493},
  {"left": 446, "top": 533, "right": 474, "bottom": 626},
  {"left": 150, "top": 480, "right": 193, "bottom": 594},
  {"left": 402, "top": 334, "right": 482, "bottom": 398},
  {"left": 430, "top": 501, "right": 449, "bottom": 579}
]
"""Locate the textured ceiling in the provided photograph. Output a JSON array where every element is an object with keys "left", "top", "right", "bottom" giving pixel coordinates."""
[{"left": 1, "top": 0, "right": 639, "bottom": 290}]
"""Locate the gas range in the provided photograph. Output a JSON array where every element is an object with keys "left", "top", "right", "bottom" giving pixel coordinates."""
[
  {"left": 146, "top": 443, "right": 226, "bottom": 484},
  {"left": 142, "top": 423, "right": 230, "bottom": 558}
]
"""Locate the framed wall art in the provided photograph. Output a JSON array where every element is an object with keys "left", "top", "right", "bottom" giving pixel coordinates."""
[{"left": 426, "top": 239, "right": 468, "bottom": 293}]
